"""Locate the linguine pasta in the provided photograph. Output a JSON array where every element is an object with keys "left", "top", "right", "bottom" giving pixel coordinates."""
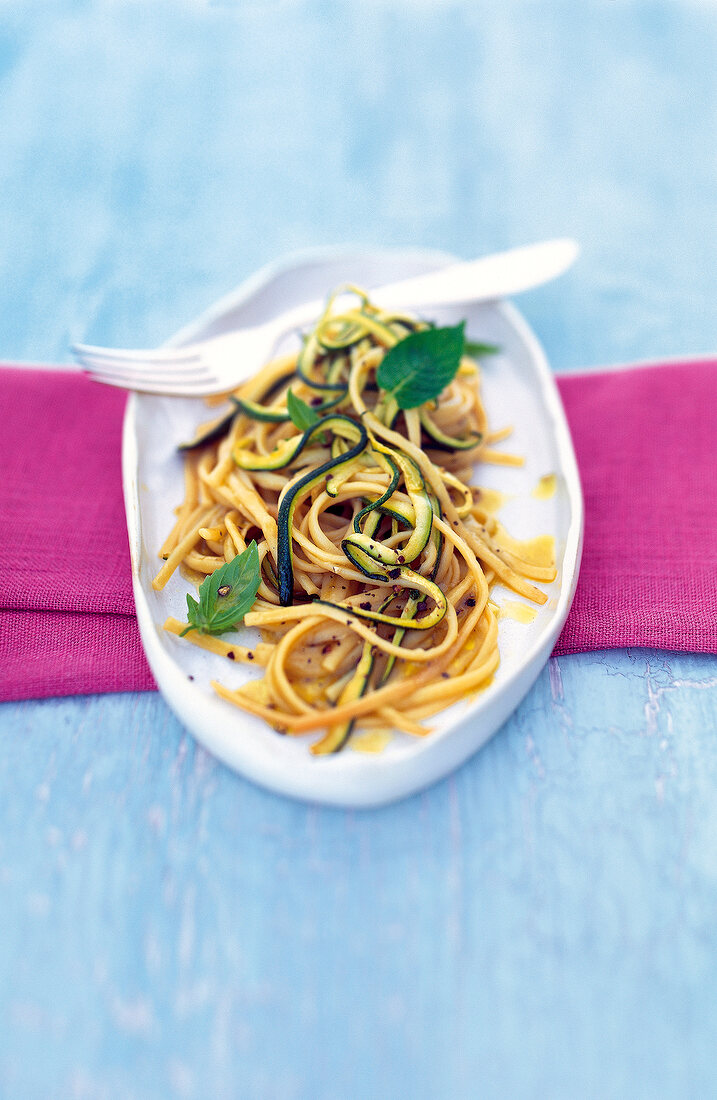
[{"left": 154, "top": 288, "right": 556, "bottom": 754}]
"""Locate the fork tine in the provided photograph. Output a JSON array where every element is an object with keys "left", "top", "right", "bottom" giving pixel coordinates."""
[
  {"left": 82, "top": 363, "right": 214, "bottom": 384},
  {"left": 83, "top": 369, "right": 222, "bottom": 395},
  {"left": 71, "top": 342, "right": 203, "bottom": 366},
  {"left": 71, "top": 334, "right": 232, "bottom": 395},
  {"left": 73, "top": 345, "right": 219, "bottom": 383},
  {"left": 79, "top": 356, "right": 210, "bottom": 382},
  {"left": 72, "top": 349, "right": 209, "bottom": 379}
]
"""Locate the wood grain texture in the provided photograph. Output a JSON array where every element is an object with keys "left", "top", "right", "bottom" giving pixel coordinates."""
[{"left": 2, "top": 2, "right": 717, "bottom": 1097}]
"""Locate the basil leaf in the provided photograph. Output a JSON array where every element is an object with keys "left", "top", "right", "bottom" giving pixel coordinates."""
[
  {"left": 181, "top": 540, "right": 261, "bottom": 636},
  {"left": 287, "top": 390, "right": 320, "bottom": 432},
  {"left": 376, "top": 322, "right": 465, "bottom": 410},
  {"left": 464, "top": 339, "right": 500, "bottom": 358}
]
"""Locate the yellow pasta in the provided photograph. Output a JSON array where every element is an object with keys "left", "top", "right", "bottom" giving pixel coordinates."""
[{"left": 155, "top": 287, "right": 556, "bottom": 754}]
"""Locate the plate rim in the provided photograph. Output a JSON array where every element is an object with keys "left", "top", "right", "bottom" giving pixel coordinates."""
[{"left": 122, "top": 245, "right": 584, "bottom": 807}]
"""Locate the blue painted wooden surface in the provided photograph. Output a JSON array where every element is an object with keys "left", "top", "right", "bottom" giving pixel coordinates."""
[{"left": 2, "top": 3, "right": 717, "bottom": 1097}]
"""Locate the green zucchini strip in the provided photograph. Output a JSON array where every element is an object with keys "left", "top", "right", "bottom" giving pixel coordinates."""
[
  {"left": 237, "top": 356, "right": 296, "bottom": 403},
  {"left": 352, "top": 456, "right": 401, "bottom": 533},
  {"left": 309, "top": 585, "right": 404, "bottom": 754},
  {"left": 419, "top": 406, "right": 482, "bottom": 451},
  {"left": 315, "top": 317, "right": 367, "bottom": 351},
  {"left": 310, "top": 639, "right": 375, "bottom": 755},
  {"left": 346, "top": 444, "right": 433, "bottom": 567},
  {"left": 233, "top": 409, "right": 356, "bottom": 472},
  {"left": 426, "top": 490, "right": 444, "bottom": 581},
  {"left": 325, "top": 454, "right": 368, "bottom": 497},
  {"left": 317, "top": 546, "right": 446, "bottom": 630},
  {"left": 233, "top": 388, "right": 345, "bottom": 424},
  {"left": 178, "top": 407, "right": 238, "bottom": 451},
  {"left": 380, "top": 592, "right": 422, "bottom": 684},
  {"left": 276, "top": 416, "right": 368, "bottom": 605},
  {"left": 233, "top": 430, "right": 308, "bottom": 471}
]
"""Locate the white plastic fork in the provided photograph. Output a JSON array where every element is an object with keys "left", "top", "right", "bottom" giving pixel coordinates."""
[{"left": 71, "top": 238, "right": 578, "bottom": 396}]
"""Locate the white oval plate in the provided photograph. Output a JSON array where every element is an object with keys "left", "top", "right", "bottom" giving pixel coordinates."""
[{"left": 122, "top": 247, "right": 583, "bottom": 808}]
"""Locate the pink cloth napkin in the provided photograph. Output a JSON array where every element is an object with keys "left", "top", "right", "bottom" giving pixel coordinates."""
[
  {"left": 553, "top": 360, "right": 717, "bottom": 654},
  {"left": 0, "top": 369, "right": 155, "bottom": 700},
  {"left": 1, "top": 361, "right": 716, "bottom": 702}
]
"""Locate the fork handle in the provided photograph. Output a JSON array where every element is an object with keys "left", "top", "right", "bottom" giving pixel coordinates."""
[
  {"left": 372, "top": 238, "right": 579, "bottom": 312},
  {"left": 265, "top": 238, "right": 578, "bottom": 337}
]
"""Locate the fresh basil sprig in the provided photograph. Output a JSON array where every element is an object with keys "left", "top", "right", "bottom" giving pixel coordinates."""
[
  {"left": 287, "top": 390, "right": 321, "bottom": 431},
  {"left": 181, "top": 540, "right": 261, "bottom": 636},
  {"left": 376, "top": 322, "right": 466, "bottom": 410}
]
